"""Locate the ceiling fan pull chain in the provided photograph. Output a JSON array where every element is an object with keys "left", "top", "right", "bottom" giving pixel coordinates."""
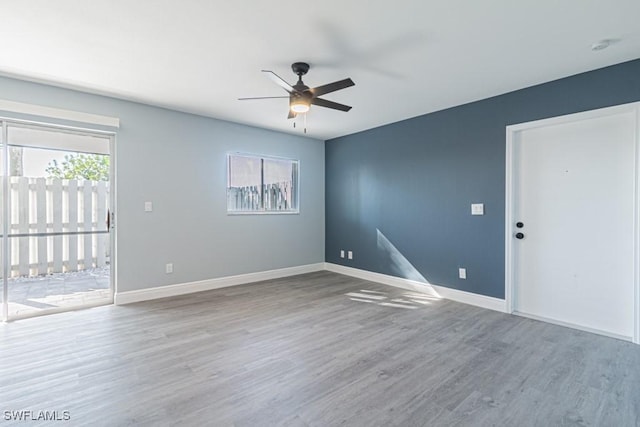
[{"left": 304, "top": 112, "right": 307, "bottom": 134}]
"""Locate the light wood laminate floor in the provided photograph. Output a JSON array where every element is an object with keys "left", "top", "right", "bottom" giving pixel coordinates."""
[{"left": 1, "top": 271, "right": 639, "bottom": 426}]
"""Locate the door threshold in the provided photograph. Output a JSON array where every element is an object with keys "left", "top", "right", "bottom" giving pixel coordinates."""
[{"left": 4, "top": 299, "right": 113, "bottom": 322}]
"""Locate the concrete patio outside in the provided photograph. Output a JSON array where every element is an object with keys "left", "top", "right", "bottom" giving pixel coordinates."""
[{"left": 4, "top": 267, "right": 111, "bottom": 319}]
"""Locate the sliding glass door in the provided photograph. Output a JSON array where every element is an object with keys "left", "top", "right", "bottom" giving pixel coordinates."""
[{"left": 1, "top": 120, "right": 114, "bottom": 320}]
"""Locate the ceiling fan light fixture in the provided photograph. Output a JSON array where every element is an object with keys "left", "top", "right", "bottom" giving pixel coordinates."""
[{"left": 290, "top": 99, "right": 310, "bottom": 113}]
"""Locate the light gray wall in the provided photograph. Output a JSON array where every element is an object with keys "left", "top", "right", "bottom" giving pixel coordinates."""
[{"left": 0, "top": 76, "right": 325, "bottom": 292}]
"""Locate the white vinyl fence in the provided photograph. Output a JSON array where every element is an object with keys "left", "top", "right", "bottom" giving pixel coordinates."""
[
  {"left": 2, "top": 177, "right": 110, "bottom": 278},
  {"left": 227, "top": 182, "right": 295, "bottom": 211}
]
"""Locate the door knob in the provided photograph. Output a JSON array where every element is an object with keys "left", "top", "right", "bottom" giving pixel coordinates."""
[{"left": 515, "top": 232, "right": 525, "bottom": 239}]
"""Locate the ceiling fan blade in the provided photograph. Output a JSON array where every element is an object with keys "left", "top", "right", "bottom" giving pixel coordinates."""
[
  {"left": 310, "top": 78, "right": 355, "bottom": 97},
  {"left": 287, "top": 110, "right": 297, "bottom": 119},
  {"left": 238, "top": 96, "right": 289, "bottom": 100},
  {"left": 262, "top": 70, "right": 295, "bottom": 93},
  {"left": 311, "top": 97, "right": 352, "bottom": 112}
]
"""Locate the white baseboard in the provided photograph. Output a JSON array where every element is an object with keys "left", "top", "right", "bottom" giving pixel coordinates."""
[
  {"left": 115, "top": 261, "right": 506, "bottom": 313},
  {"left": 432, "top": 284, "right": 507, "bottom": 313},
  {"left": 114, "top": 263, "right": 325, "bottom": 305},
  {"left": 324, "top": 263, "right": 507, "bottom": 313},
  {"left": 324, "top": 263, "right": 440, "bottom": 295}
]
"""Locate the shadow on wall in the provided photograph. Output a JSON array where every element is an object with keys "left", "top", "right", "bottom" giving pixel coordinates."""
[{"left": 376, "top": 228, "right": 440, "bottom": 298}]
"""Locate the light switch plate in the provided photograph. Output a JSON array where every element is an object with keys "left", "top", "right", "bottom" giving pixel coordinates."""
[
  {"left": 145, "top": 201, "right": 153, "bottom": 212},
  {"left": 459, "top": 268, "right": 467, "bottom": 279},
  {"left": 471, "top": 203, "right": 484, "bottom": 215}
]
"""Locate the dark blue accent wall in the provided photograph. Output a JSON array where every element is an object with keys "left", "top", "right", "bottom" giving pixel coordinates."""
[{"left": 325, "top": 59, "right": 640, "bottom": 299}]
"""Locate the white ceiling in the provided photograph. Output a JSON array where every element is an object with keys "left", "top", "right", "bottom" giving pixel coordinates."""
[{"left": 1, "top": 1, "right": 639, "bottom": 140}]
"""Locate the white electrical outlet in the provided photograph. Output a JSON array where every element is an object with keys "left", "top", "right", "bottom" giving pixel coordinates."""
[
  {"left": 166, "top": 263, "right": 173, "bottom": 274},
  {"left": 348, "top": 251, "right": 353, "bottom": 260},
  {"left": 459, "top": 268, "right": 466, "bottom": 279},
  {"left": 145, "top": 201, "right": 153, "bottom": 212},
  {"left": 471, "top": 203, "right": 484, "bottom": 215},
  {"left": 340, "top": 250, "right": 345, "bottom": 258}
]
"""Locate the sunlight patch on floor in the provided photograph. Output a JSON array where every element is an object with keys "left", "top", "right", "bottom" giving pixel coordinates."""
[
  {"left": 379, "top": 302, "right": 417, "bottom": 309},
  {"left": 345, "top": 292, "right": 387, "bottom": 300},
  {"left": 349, "top": 297, "right": 376, "bottom": 304},
  {"left": 346, "top": 289, "right": 419, "bottom": 309}
]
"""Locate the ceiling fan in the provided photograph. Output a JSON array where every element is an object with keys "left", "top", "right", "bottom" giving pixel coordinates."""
[{"left": 239, "top": 62, "right": 355, "bottom": 119}]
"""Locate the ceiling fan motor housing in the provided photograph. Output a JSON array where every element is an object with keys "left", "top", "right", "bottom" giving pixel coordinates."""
[{"left": 291, "top": 62, "right": 310, "bottom": 76}]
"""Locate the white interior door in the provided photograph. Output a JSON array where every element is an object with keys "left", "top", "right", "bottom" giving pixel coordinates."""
[{"left": 509, "top": 107, "right": 638, "bottom": 340}]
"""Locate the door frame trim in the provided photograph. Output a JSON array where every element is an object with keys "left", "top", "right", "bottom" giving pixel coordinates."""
[
  {"left": 505, "top": 102, "right": 640, "bottom": 344},
  {"left": 109, "top": 133, "right": 116, "bottom": 306},
  {"left": 0, "top": 118, "right": 116, "bottom": 321}
]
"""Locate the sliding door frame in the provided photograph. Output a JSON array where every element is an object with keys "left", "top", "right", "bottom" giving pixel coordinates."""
[{"left": 0, "top": 117, "right": 116, "bottom": 321}]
